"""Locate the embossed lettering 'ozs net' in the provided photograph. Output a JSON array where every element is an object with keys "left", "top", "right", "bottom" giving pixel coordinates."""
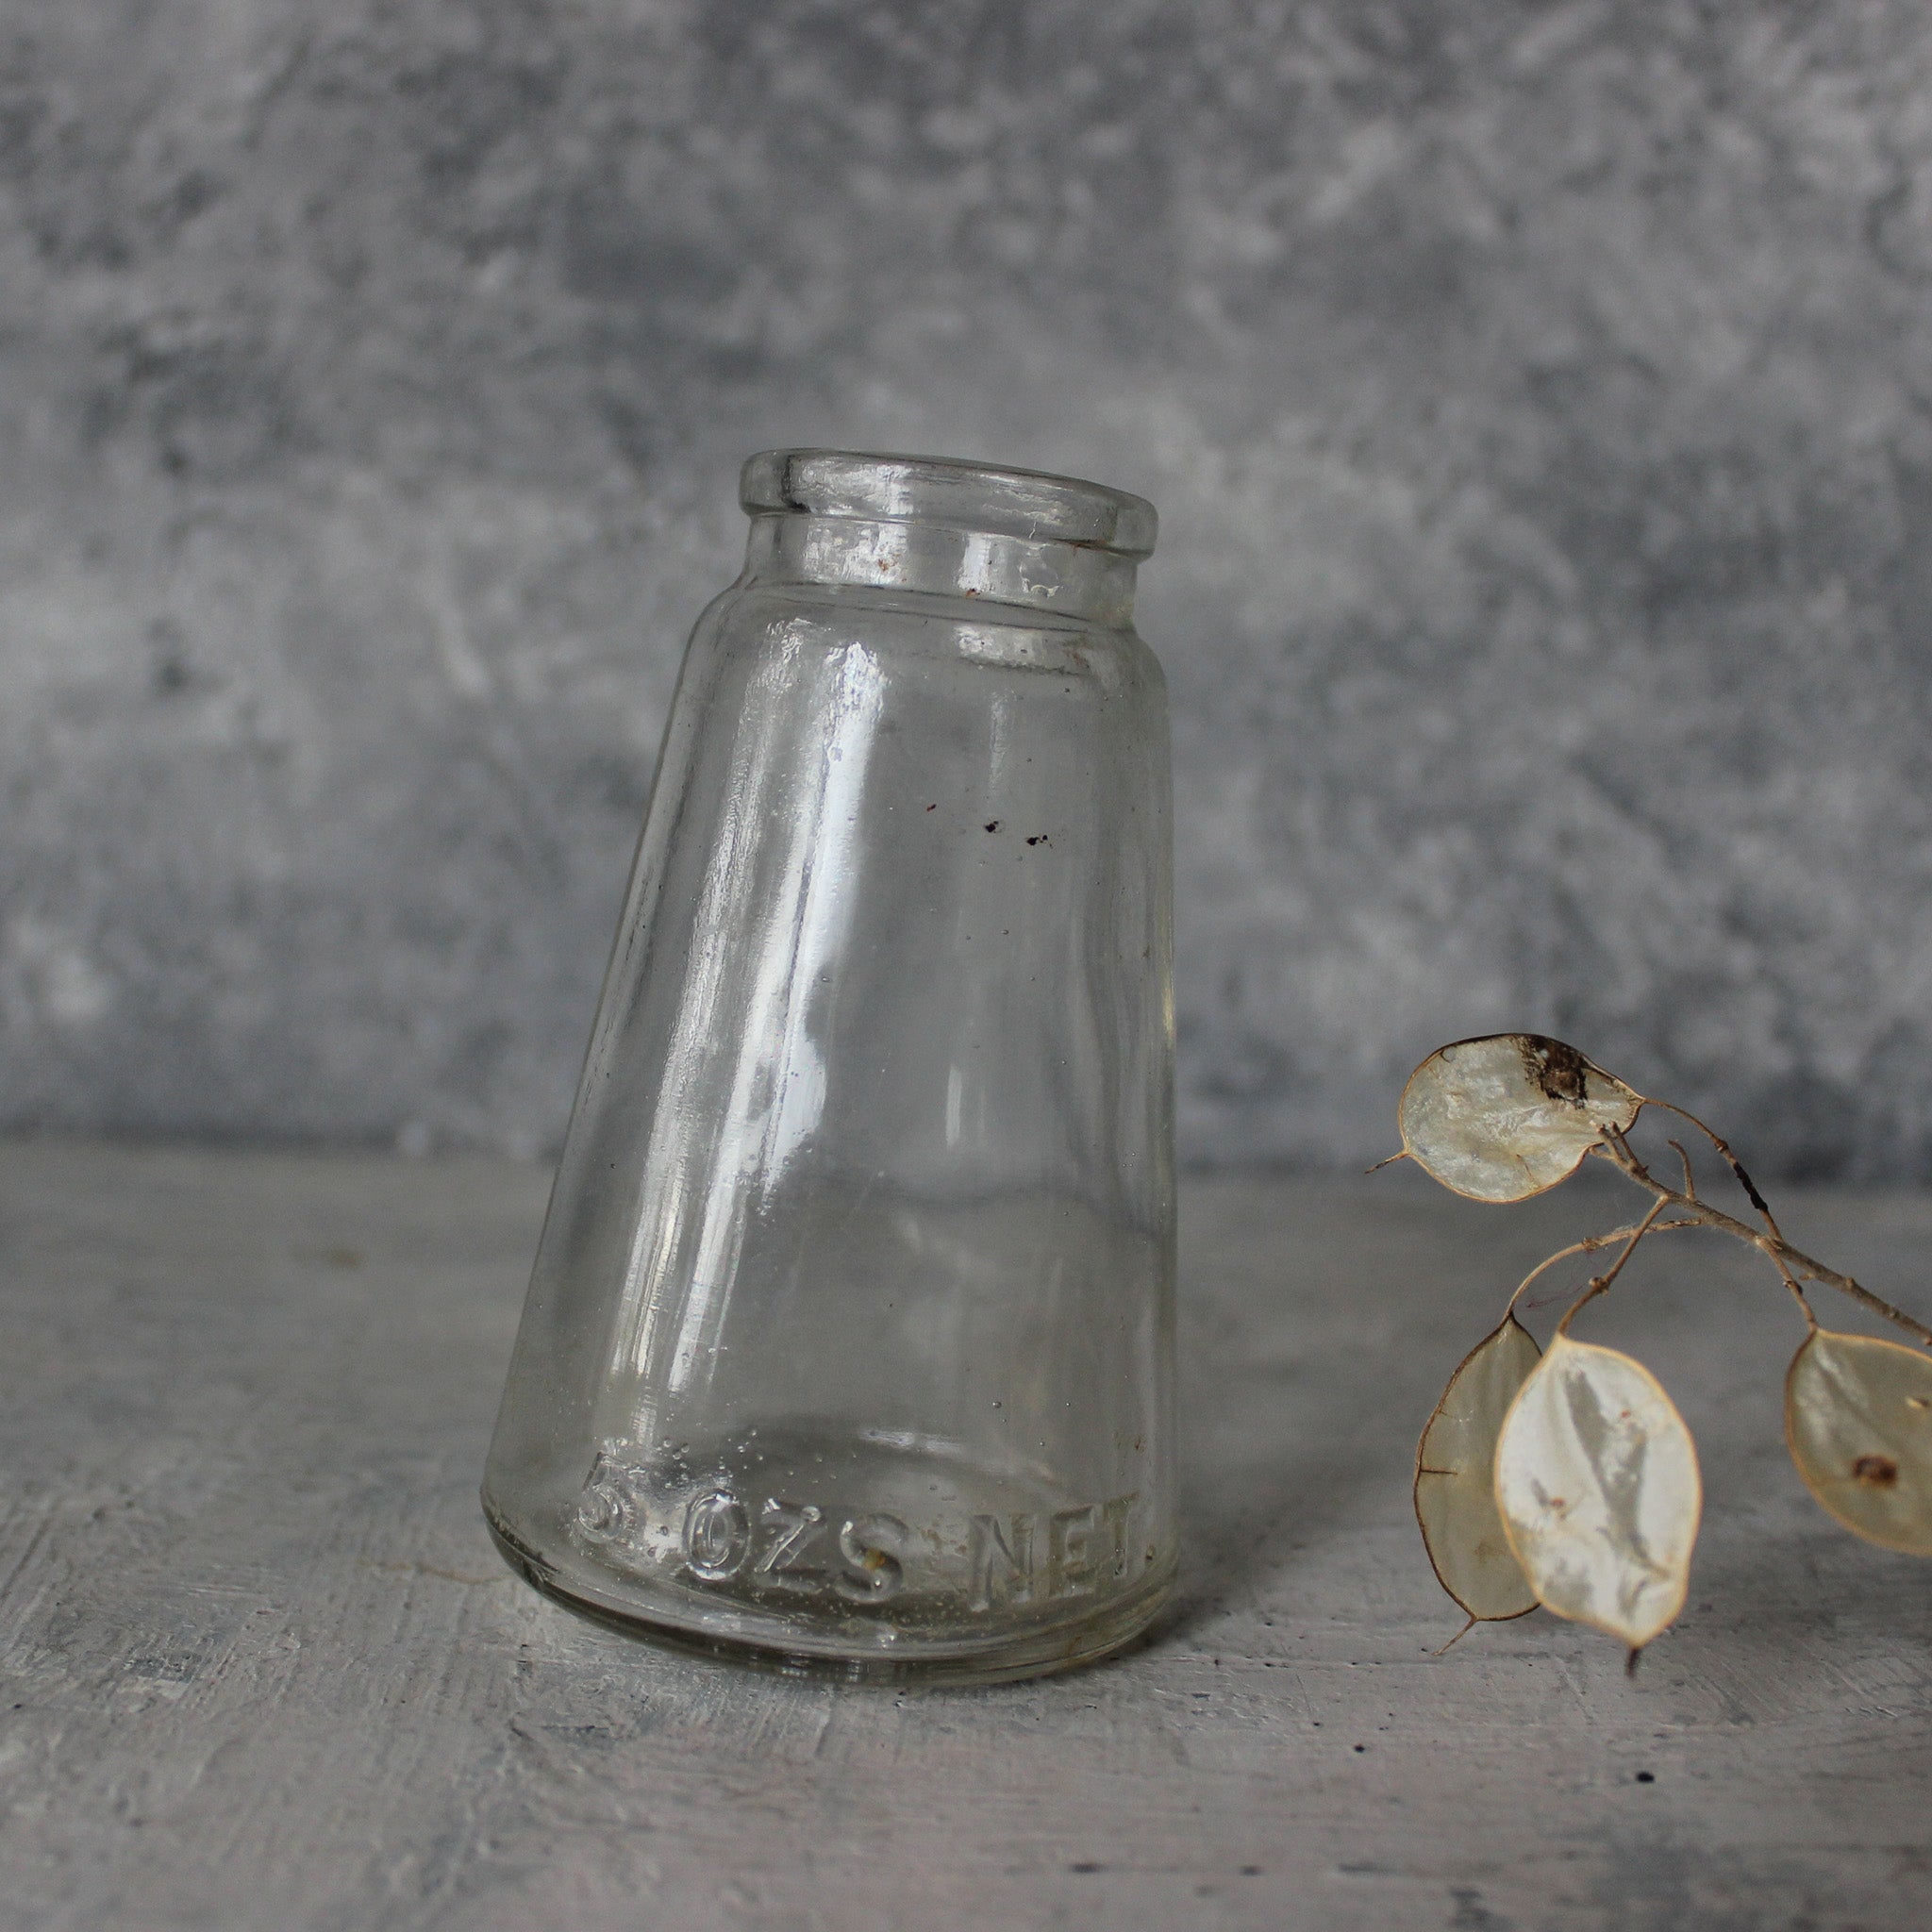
[
  {"left": 570, "top": 1442, "right": 1148, "bottom": 1621},
  {"left": 482, "top": 453, "right": 1178, "bottom": 1683}
]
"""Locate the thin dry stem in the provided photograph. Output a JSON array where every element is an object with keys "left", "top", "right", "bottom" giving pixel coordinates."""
[
  {"left": 1598, "top": 1131, "right": 1932, "bottom": 1349},
  {"left": 1644, "top": 1099, "right": 1784, "bottom": 1243},
  {"left": 1667, "top": 1139, "right": 1698, "bottom": 1201},
  {"left": 1505, "top": 1216, "right": 1701, "bottom": 1319},
  {"left": 1772, "top": 1250, "right": 1818, "bottom": 1326},
  {"left": 1557, "top": 1196, "right": 1670, "bottom": 1336},
  {"left": 1649, "top": 1126, "right": 1809, "bottom": 1322}
]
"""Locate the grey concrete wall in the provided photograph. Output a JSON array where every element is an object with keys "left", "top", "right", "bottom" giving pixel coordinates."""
[{"left": 6, "top": 0, "right": 1932, "bottom": 1178}]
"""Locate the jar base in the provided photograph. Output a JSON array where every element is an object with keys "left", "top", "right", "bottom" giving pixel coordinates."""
[{"left": 484, "top": 1502, "right": 1175, "bottom": 1687}]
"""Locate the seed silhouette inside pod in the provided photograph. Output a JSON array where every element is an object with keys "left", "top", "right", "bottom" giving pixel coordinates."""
[
  {"left": 1416, "top": 1315, "right": 1542, "bottom": 1621},
  {"left": 1397, "top": 1035, "right": 1642, "bottom": 1203},
  {"left": 1786, "top": 1328, "right": 1932, "bottom": 1555},
  {"left": 1494, "top": 1335, "right": 1701, "bottom": 1650}
]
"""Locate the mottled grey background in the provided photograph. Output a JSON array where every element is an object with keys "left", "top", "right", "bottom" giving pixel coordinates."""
[{"left": 7, "top": 0, "right": 1932, "bottom": 1178}]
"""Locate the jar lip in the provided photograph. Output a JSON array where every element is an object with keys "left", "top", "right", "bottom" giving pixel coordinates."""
[{"left": 740, "top": 449, "right": 1157, "bottom": 559}]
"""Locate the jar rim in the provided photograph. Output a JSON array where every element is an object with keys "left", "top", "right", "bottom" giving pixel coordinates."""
[{"left": 740, "top": 449, "right": 1157, "bottom": 559}]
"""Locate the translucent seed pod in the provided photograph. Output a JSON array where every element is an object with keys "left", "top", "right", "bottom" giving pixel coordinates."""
[
  {"left": 1397, "top": 1036, "right": 1641, "bottom": 1203},
  {"left": 1494, "top": 1336, "right": 1700, "bottom": 1650},
  {"left": 1786, "top": 1329, "right": 1932, "bottom": 1556},
  {"left": 1415, "top": 1316, "right": 1541, "bottom": 1622}
]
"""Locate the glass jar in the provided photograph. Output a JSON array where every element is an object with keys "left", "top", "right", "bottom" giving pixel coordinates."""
[{"left": 483, "top": 450, "right": 1174, "bottom": 1683}]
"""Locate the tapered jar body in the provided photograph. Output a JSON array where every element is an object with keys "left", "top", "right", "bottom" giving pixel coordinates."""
[{"left": 483, "top": 451, "right": 1174, "bottom": 1683}]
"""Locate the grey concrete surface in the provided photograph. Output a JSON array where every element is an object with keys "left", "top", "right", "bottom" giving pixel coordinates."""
[
  {"left": 4, "top": 1141, "right": 1930, "bottom": 1929},
  {"left": 8, "top": 4, "right": 1932, "bottom": 1176}
]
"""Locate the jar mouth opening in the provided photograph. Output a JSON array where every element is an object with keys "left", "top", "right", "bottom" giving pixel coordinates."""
[{"left": 740, "top": 449, "right": 1157, "bottom": 559}]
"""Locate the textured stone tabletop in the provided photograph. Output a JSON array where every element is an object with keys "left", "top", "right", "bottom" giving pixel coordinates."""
[{"left": 2, "top": 1141, "right": 1928, "bottom": 1931}]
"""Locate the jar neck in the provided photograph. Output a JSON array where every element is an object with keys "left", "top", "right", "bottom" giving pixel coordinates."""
[{"left": 741, "top": 513, "right": 1139, "bottom": 625}]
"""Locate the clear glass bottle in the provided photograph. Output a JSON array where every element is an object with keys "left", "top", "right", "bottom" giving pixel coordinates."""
[{"left": 483, "top": 450, "right": 1174, "bottom": 1683}]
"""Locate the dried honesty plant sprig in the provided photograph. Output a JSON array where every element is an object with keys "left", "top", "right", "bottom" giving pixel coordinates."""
[{"left": 1388, "top": 1033, "right": 1932, "bottom": 1662}]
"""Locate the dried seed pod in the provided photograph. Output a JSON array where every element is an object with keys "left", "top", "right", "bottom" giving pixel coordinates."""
[
  {"left": 1785, "top": 1329, "right": 1932, "bottom": 1555},
  {"left": 1494, "top": 1336, "right": 1701, "bottom": 1650},
  {"left": 1415, "top": 1315, "right": 1541, "bottom": 1621},
  {"left": 1397, "top": 1035, "right": 1642, "bottom": 1203}
]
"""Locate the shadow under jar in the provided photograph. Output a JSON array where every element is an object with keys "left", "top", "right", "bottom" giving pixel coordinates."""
[{"left": 483, "top": 450, "right": 1175, "bottom": 1684}]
